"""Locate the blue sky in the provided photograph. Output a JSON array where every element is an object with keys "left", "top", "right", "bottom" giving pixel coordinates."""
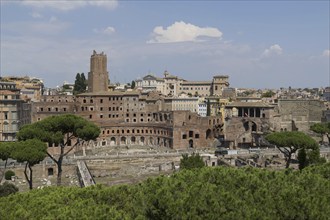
[{"left": 1, "top": 0, "right": 329, "bottom": 89}]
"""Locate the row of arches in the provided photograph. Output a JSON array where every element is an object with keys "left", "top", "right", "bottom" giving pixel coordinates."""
[
  {"left": 152, "top": 112, "right": 172, "bottom": 122},
  {"left": 0, "top": 83, "right": 16, "bottom": 89},
  {"left": 100, "top": 136, "right": 173, "bottom": 148},
  {"left": 102, "top": 127, "right": 171, "bottom": 137},
  {"left": 209, "top": 118, "right": 221, "bottom": 126},
  {"left": 206, "top": 127, "right": 223, "bottom": 139},
  {"left": 243, "top": 121, "right": 257, "bottom": 132}
]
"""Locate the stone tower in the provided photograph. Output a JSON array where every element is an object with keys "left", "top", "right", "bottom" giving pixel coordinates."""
[
  {"left": 88, "top": 50, "right": 109, "bottom": 93},
  {"left": 211, "top": 75, "right": 229, "bottom": 96}
]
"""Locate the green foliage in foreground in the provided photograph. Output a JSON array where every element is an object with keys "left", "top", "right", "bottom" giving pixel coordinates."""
[
  {"left": 180, "top": 153, "right": 205, "bottom": 170},
  {"left": 1, "top": 164, "right": 330, "bottom": 219}
]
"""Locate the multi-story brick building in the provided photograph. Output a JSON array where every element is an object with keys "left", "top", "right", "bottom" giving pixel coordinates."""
[
  {"left": 33, "top": 92, "right": 222, "bottom": 149},
  {"left": 224, "top": 102, "right": 275, "bottom": 148},
  {"left": 73, "top": 90, "right": 222, "bottom": 149},
  {"left": 223, "top": 99, "right": 326, "bottom": 148},
  {"left": 273, "top": 99, "right": 326, "bottom": 132},
  {"left": 0, "top": 81, "right": 31, "bottom": 141},
  {"left": 31, "top": 95, "right": 76, "bottom": 122}
]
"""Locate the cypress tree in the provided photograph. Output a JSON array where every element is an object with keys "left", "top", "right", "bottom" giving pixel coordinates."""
[
  {"left": 73, "top": 73, "right": 82, "bottom": 95},
  {"left": 73, "top": 73, "right": 87, "bottom": 95},
  {"left": 206, "top": 99, "right": 211, "bottom": 116},
  {"left": 131, "top": 80, "right": 136, "bottom": 89},
  {"left": 81, "top": 73, "right": 87, "bottom": 92}
]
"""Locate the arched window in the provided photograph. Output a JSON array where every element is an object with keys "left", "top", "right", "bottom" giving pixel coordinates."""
[
  {"left": 206, "top": 129, "right": 212, "bottom": 139},
  {"left": 131, "top": 136, "right": 136, "bottom": 144},
  {"left": 251, "top": 122, "right": 257, "bottom": 132},
  {"left": 189, "top": 139, "right": 194, "bottom": 148},
  {"left": 120, "top": 137, "right": 126, "bottom": 145},
  {"left": 110, "top": 137, "right": 116, "bottom": 145}
]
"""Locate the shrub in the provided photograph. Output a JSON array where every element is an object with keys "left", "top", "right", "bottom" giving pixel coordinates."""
[
  {"left": 4, "top": 170, "right": 15, "bottom": 180},
  {"left": 0, "top": 182, "right": 19, "bottom": 197}
]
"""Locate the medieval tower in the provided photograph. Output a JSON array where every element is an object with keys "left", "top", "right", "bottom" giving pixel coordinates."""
[
  {"left": 211, "top": 75, "right": 229, "bottom": 96},
  {"left": 88, "top": 50, "right": 109, "bottom": 93}
]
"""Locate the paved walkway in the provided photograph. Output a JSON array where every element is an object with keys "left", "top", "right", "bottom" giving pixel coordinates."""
[{"left": 77, "top": 160, "right": 95, "bottom": 187}]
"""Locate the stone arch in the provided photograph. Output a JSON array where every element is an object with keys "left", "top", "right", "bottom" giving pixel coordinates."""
[
  {"left": 131, "top": 136, "right": 136, "bottom": 144},
  {"left": 120, "top": 137, "right": 126, "bottom": 145},
  {"left": 251, "top": 122, "right": 257, "bottom": 132},
  {"left": 110, "top": 137, "right": 116, "bottom": 145},
  {"left": 189, "top": 139, "right": 194, "bottom": 148},
  {"left": 140, "top": 136, "right": 145, "bottom": 144},
  {"left": 206, "top": 129, "right": 212, "bottom": 139}
]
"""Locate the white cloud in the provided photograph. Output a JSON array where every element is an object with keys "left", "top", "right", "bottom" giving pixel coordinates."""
[
  {"left": 88, "top": 0, "right": 118, "bottom": 10},
  {"left": 20, "top": 0, "right": 118, "bottom": 11},
  {"left": 262, "top": 44, "right": 283, "bottom": 57},
  {"left": 103, "top": 26, "right": 115, "bottom": 35},
  {"left": 30, "top": 12, "right": 43, "bottom": 18},
  {"left": 323, "top": 49, "right": 330, "bottom": 57},
  {"left": 93, "top": 26, "right": 116, "bottom": 35},
  {"left": 148, "top": 21, "right": 222, "bottom": 43}
]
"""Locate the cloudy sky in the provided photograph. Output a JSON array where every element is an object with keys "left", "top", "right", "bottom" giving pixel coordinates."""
[{"left": 1, "top": 1, "right": 329, "bottom": 89}]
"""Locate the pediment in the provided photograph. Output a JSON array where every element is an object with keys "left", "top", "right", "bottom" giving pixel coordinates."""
[{"left": 143, "top": 75, "right": 157, "bottom": 80}]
